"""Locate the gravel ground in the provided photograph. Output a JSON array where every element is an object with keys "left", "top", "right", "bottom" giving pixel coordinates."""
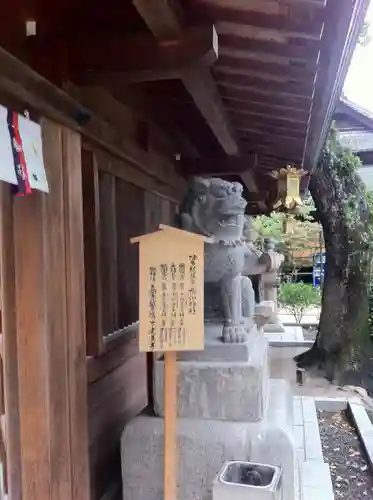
[{"left": 318, "top": 410, "right": 373, "bottom": 499}]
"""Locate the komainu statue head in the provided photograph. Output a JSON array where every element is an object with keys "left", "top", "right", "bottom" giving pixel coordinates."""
[{"left": 177, "top": 177, "right": 247, "bottom": 241}]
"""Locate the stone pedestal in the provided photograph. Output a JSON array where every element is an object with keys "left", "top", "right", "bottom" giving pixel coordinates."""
[
  {"left": 254, "top": 301, "right": 275, "bottom": 332},
  {"left": 121, "top": 331, "right": 299, "bottom": 500},
  {"left": 259, "top": 242, "right": 285, "bottom": 334},
  {"left": 154, "top": 333, "right": 269, "bottom": 422},
  {"left": 121, "top": 380, "right": 297, "bottom": 500}
]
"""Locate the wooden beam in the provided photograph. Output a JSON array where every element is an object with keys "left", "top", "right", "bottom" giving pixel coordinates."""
[
  {"left": 240, "top": 169, "right": 267, "bottom": 211},
  {"left": 217, "top": 72, "right": 315, "bottom": 98},
  {"left": 215, "top": 54, "right": 318, "bottom": 81},
  {"left": 183, "top": 153, "right": 266, "bottom": 208},
  {"left": 228, "top": 109, "right": 309, "bottom": 131},
  {"left": 217, "top": 21, "right": 322, "bottom": 45},
  {"left": 181, "top": 65, "right": 239, "bottom": 155},
  {"left": 219, "top": 80, "right": 313, "bottom": 104},
  {"left": 219, "top": 34, "right": 320, "bottom": 63},
  {"left": 0, "top": 46, "right": 92, "bottom": 123},
  {"left": 259, "top": 154, "right": 303, "bottom": 166},
  {"left": 219, "top": 46, "right": 319, "bottom": 71},
  {"left": 240, "top": 132, "right": 304, "bottom": 146},
  {"left": 214, "top": 64, "right": 316, "bottom": 86},
  {"left": 67, "top": 86, "right": 186, "bottom": 199},
  {"left": 235, "top": 123, "right": 306, "bottom": 141},
  {"left": 68, "top": 83, "right": 190, "bottom": 162},
  {"left": 240, "top": 137, "right": 305, "bottom": 158},
  {"left": 95, "top": 85, "right": 202, "bottom": 161},
  {"left": 0, "top": 47, "right": 185, "bottom": 197},
  {"left": 223, "top": 99, "right": 310, "bottom": 124},
  {"left": 133, "top": 0, "right": 239, "bottom": 156},
  {"left": 193, "top": 4, "right": 324, "bottom": 40},
  {"left": 219, "top": 85, "right": 312, "bottom": 111},
  {"left": 70, "top": 25, "right": 218, "bottom": 83},
  {"left": 184, "top": 152, "right": 257, "bottom": 176}
]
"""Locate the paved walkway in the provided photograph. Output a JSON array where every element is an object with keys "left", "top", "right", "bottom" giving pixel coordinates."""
[
  {"left": 269, "top": 345, "right": 348, "bottom": 398},
  {"left": 267, "top": 326, "right": 371, "bottom": 500},
  {"left": 294, "top": 396, "right": 334, "bottom": 500}
]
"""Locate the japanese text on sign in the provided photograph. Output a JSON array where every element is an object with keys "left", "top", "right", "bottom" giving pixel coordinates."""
[
  {"left": 146, "top": 255, "right": 200, "bottom": 350},
  {"left": 135, "top": 226, "right": 205, "bottom": 353}
]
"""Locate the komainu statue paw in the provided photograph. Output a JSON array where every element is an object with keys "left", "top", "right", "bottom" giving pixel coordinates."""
[{"left": 222, "top": 324, "right": 248, "bottom": 343}]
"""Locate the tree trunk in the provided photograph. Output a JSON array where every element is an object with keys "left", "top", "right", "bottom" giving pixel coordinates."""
[{"left": 295, "top": 149, "right": 371, "bottom": 380}]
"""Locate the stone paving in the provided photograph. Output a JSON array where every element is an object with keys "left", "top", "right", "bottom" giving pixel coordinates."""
[
  {"left": 294, "top": 396, "right": 334, "bottom": 500},
  {"left": 264, "top": 325, "right": 305, "bottom": 345},
  {"left": 350, "top": 402, "right": 373, "bottom": 470},
  {"left": 270, "top": 345, "right": 346, "bottom": 399},
  {"left": 269, "top": 339, "right": 373, "bottom": 500}
]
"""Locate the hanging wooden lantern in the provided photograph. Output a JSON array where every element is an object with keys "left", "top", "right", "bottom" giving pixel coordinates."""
[{"left": 273, "top": 165, "right": 307, "bottom": 211}]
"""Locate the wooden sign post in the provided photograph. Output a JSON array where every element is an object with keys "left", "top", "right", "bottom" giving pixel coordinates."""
[{"left": 131, "top": 224, "right": 206, "bottom": 500}]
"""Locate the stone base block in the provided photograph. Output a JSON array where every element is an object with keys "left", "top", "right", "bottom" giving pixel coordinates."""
[
  {"left": 154, "top": 335, "right": 269, "bottom": 421},
  {"left": 121, "top": 380, "right": 298, "bottom": 500},
  {"left": 254, "top": 302, "right": 275, "bottom": 331},
  {"left": 264, "top": 323, "right": 286, "bottom": 333}
]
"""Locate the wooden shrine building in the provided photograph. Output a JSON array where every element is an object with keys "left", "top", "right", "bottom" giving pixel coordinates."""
[{"left": 0, "top": 1, "right": 369, "bottom": 499}]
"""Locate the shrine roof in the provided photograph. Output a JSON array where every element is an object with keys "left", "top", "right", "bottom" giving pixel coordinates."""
[{"left": 0, "top": 0, "right": 369, "bottom": 213}]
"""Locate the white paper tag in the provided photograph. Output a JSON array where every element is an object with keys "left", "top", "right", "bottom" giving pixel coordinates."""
[{"left": 0, "top": 105, "right": 49, "bottom": 193}]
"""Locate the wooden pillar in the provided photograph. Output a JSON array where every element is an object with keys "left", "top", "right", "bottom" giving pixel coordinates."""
[
  {"left": 0, "top": 119, "right": 90, "bottom": 500},
  {"left": 0, "top": 184, "right": 22, "bottom": 500}
]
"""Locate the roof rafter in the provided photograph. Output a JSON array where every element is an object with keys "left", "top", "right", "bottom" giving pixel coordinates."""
[
  {"left": 71, "top": 25, "right": 218, "bottom": 84},
  {"left": 133, "top": 0, "right": 239, "bottom": 156},
  {"left": 190, "top": 3, "right": 324, "bottom": 40}
]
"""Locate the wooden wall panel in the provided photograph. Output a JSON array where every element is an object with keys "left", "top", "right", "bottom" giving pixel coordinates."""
[
  {"left": 13, "top": 191, "right": 51, "bottom": 500},
  {"left": 144, "top": 190, "right": 162, "bottom": 233},
  {"left": 43, "top": 122, "right": 72, "bottom": 500},
  {"left": 62, "top": 127, "right": 90, "bottom": 500},
  {"left": 116, "top": 179, "right": 145, "bottom": 328},
  {"left": 99, "top": 172, "right": 119, "bottom": 335},
  {"left": 87, "top": 328, "right": 138, "bottom": 385},
  {"left": 88, "top": 354, "right": 147, "bottom": 441},
  {"left": 82, "top": 149, "right": 104, "bottom": 355},
  {"left": 0, "top": 120, "right": 90, "bottom": 500},
  {"left": 87, "top": 341, "right": 147, "bottom": 500},
  {"left": 84, "top": 146, "right": 182, "bottom": 500}
]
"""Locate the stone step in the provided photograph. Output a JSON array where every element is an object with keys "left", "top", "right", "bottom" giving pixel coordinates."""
[
  {"left": 301, "top": 462, "right": 334, "bottom": 500},
  {"left": 265, "top": 379, "right": 294, "bottom": 432}
]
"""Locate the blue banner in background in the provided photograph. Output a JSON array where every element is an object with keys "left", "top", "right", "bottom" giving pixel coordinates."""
[{"left": 313, "top": 252, "right": 326, "bottom": 287}]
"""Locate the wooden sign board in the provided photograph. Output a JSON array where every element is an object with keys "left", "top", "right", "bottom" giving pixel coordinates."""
[{"left": 131, "top": 225, "right": 205, "bottom": 353}]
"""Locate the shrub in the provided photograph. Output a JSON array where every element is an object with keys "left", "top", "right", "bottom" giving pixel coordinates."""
[{"left": 279, "top": 282, "right": 321, "bottom": 324}]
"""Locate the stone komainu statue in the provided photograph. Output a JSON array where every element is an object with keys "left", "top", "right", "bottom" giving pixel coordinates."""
[{"left": 176, "top": 177, "right": 262, "bottom": 343}]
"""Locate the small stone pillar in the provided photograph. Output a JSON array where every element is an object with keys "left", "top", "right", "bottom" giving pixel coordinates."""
[{"left": 259, "top": 238, "right": 285, "bottom": 333}]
